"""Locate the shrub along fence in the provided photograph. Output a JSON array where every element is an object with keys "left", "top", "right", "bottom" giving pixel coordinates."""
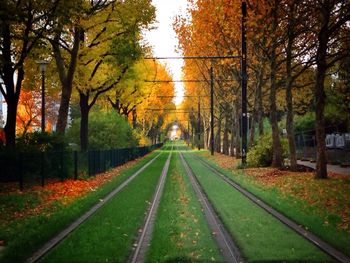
[{"left": 0, "top": 143, "right": 163, "bottom": 190}]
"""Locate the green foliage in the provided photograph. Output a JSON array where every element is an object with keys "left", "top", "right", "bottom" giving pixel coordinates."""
[
  {"left": 16, "top": 132, "right": 67, "bottom": 153},
  {"left": 66, "top": 111, "right": 138, "bottom": 150},
  {"left": 247, "top": 133, "right": 288, "bottom": 167},
  {"left": 110, "top": 32, "right": 143, "bottom": 67},
  {"left": 294, "top": 112, "right": 315, "bottom": 134}
]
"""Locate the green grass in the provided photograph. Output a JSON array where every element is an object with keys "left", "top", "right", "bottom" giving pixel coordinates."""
[
  {"left": 145, "top": 153, "right": 222, "bottom": 262},
  {"left": 0, "top": 150, "right": 161, "bottom": 263},
  {"left": 199, "top": 153, "right": 350, "bottom": 257},
  {"left": 40, "top": 153, "right": 168, "bottom": 263},
  {"left": 184, "top": 152, "right": 331, "bottom": 262}
]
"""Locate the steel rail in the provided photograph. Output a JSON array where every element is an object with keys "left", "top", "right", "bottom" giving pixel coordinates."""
[
  {"left": 129, "top": 145, "right": 173, "bottom": 263},
  {"left": 26, "top": 151, "right": 163, "bottom": 263},
  {"left": 195, "top": 155, "right": 350, "bottom": 263},
  {"left": 179, "top": 151, "right": 243, "bottom": 263}
]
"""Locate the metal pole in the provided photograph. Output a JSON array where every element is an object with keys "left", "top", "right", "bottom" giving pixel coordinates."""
[
  {"left": 41, "top": 70, "right": 46, "bottom": 132},
  {"left": 241, "top": 1, "right": 248, "bottom": 165},
  {"left": 198, "top": 96, "right": 201, "bottom": 150},
  {"left": 210, "top": 67, "right": 215, "bottom": 155}
]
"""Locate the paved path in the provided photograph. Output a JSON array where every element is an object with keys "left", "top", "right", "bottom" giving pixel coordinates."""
[{"left": 297, "top": 160, "right": 350, "bottom": 176}]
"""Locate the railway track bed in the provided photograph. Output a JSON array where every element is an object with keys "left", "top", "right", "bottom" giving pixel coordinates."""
[{"left": 21, "top": 142, "right": 349, "bottom": 263}]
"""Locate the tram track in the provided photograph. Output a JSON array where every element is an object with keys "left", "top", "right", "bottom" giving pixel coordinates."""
[
  {"left": 26, "top": 150, "right": 164, "bottom": 263},
  {"left": 191, "top": 152, "right": 350, "bottom": 263},
  {"left": 178, "top": 149, "right": 243, "bottom": 263},
  {"left": 129, "top": 145, "right": 173, "bottom": 263}
]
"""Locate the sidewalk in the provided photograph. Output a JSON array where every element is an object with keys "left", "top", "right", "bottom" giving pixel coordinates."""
[{"left": 297, "top": 160, "right": 350, "bottom": 176}]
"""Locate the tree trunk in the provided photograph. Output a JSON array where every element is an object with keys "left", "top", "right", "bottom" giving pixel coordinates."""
[
  {"left": 234, "top": 100, "right": 241, "bottom": 158},
  {"left": 132, "top": 109, "right": 137, "bottom": 129},
  {"left": 223, "top": 113, "right": 229, "bottom": 155},
  {"left": 54, "top": 27, "right": 81, "bottom": 133},
  {"left": 4, "top": 98, "right": 18, "bottom": 148},
  {"left": 257, "top": 69, "right": 264, "bottom": 136},
  {"left": 314, "top": 10, "right": 329, "bottom": 179},
  {"left": 285, "top": 5, "right": 298, "bottom": 171},
  {"left": 2, "top": 23, "right": 24, "bottom": 148},
  {"left": 79, "top": 92, "right": 90, "bottom": 152},
  {"left": 269, "top": 66, "right": 283, "bottom": 167},
  {"left": 215, "top": 113, "right": 222, "bottom": 153},
  {"left": 269, "top": 4, "right": 283, "bottom": 168}
]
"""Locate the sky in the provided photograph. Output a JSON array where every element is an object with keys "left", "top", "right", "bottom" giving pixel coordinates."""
[{"left": 143, "top": 0, "right": 189, "bottom": 105}]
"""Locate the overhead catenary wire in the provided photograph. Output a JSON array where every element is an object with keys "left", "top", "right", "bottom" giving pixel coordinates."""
[{"left": 144, "top": 55, "right": 240, "bottom": 60}]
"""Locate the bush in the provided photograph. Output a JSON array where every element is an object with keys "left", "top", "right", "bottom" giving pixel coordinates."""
[
  {"left": 16, "top": 132, "right": 67, "bottom": 153},
  {"left": 0, "top": 132, "right": 72, "bottom": 182},
  {"left": 66, "top": 111, "right": 139, "bottom": 150},
  {"left": 247, "top": 133, "right": 288, "bottom": 167},
  {"left": 294, "top": 112, "right": 315, "bottom": 134}
]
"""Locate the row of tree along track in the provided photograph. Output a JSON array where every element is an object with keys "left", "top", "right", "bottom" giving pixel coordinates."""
[{"left": 26, "top": 142, "right": 349, "bottom": 262}]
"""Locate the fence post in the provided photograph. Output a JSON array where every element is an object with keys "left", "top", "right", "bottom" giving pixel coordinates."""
[{"left": 74, "top": 151, "right": 78, "bottom": 180}]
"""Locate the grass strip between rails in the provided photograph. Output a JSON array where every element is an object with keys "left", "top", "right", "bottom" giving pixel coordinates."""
[
  {"left": 184, "top": 152, "right": 331, "bottom": 262},
  {"left": 40, "top": 152, "right": 169, "bottom": 263},
  {"left": 0, "top": 150, "right": 161, "bottom": 263},
  {"left": 146, "top": 151, "right": 222, "bottom": 262},
  {"left": 199, "top": 151, "right": 350, "bottom": 257}
]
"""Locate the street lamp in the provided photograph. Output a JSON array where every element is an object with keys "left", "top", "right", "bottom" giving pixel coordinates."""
[{"left": 36, "top": 60, "right": 49, "bottom": 132}]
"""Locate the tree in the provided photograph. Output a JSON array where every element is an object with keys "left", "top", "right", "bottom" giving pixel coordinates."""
[
  {"left": 74, "top": 1, "right": 155, "bottom": 151},
  {"left": 307, "top": 0, "right": 350, "bottom": 179},
  {"left": 0, "top": 0, "right": 65, "bottom": 147}
]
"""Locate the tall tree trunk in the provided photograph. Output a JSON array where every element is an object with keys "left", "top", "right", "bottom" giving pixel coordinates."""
[
  {"left": 132, "top": 109, "right": 137, "bottom": 129},
  {"left": 269, "top": 4, "right": 283, "bottom": 168},
  {"left": 249, "top": 68, "right": 262, "bottom": 147},
  {"left": 269, "top": 65, "right": 283, "bottom": 167},
  {"left": 215, "top": 113, "right": 222, "bottom": 153},
  {"left": 4, "top": 97, "right": 18, "bottom": 148},
  {"left": 203, "top": 117, "right": 209, "bottom": 149},
  {"left": 314, "top": 7, "right": 330, "bottom": 179},
  {"left": 257, "top": 69, "right": 264, "bottom": 136},
  {"left": 53, "top": 27, "right": 81, "bottom": 133},
  {"left": 223, "top": 113, "right": 229, "bottom": 155},
  {"left": 285, "top": 3, "right": 297, "bottom": 171},
  {"left": 234, "top": 100, "right": 241, "bottom": 158},
  {"left": 79, "top": 92, "right": 90, "bottom": 152},
  {"left": 230, "top": 123, "right": 235, "bottom": 157},
  {"left": 2, "top": 23, "right": 24, "bottom": 148},
  {"left": 249, "top": 110, "right": 256, "bottom": 148}
]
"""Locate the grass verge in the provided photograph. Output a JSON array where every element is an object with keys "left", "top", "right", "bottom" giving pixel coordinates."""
[
  {"left": 145, "top": 153, "right": 222, "bottom": 262},
  {"left": 200, "top": 151, "right": 350, "bottom": 257},
  {"left": 0, "top": 151, "right": 161, "bottom": 263},
  {"left": 184, "top": 152, "right": 331, "bottom": 262},
  {"left": 40, "top": 153, "right": 168, "bottom": 263}
]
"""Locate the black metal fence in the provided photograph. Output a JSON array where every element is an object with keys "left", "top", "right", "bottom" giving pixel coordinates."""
[{"left": 0, "top": 143, "right": 163, "bottom": 190}]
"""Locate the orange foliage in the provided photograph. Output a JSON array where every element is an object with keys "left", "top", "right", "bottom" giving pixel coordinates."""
[{"left": 0, "top": 157, "right": 141, "bottom": 224}]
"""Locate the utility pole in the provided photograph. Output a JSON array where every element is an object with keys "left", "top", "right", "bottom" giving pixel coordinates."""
[
  {"left": 198, "top": 96, "right": 201, "bottom": 150},
  {"left": 241, "top": 1, "right": 248, "bottom": 165},
  {"left": 210, "top": 67, "right": 215, "bottom": 155}
]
